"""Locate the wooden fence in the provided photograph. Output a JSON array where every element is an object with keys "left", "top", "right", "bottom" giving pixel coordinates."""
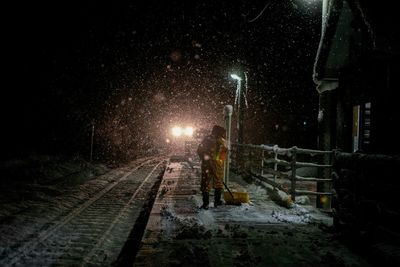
[{"left": 230, "top": 143, "right": 334, "bottom": 208}]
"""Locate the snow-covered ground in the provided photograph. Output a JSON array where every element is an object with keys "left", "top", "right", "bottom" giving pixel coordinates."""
[
  {"left": 135, "top": 160, "right": 372, "bottom": 266},
  {"left": 0, "top": 155, "right": 376, "bottom": 266},
  {"left": 0, "top": 155, "right": 165, "bottom": 266},
  {"left": 0, "top": 154, "right": 109, "bottom": 220}
]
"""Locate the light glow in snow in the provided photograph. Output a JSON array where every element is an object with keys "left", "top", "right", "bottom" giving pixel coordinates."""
[
  {"left": 172, "top": 126, "right": 183, "bottom": 137},
  {"left": 171, "top": 126, "right": 194, "bottom": 137},
  {"left": 230, "top": 74, "right": 242, "bottom": 81},
  {"left": 184, "top": 127, "right": 194, "bottom": 137}
]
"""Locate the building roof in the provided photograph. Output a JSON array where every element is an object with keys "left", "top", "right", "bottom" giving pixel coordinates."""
[{"left": 313, "top": 0, "right": 399, "bottom": 84}]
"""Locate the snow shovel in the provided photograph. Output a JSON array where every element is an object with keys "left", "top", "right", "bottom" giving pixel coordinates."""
[{"left": 223, "top": 181, "right": 249, "bottom": 205}]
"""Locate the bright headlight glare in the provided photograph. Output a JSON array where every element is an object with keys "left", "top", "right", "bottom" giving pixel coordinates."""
[
  {"left": 172, "top": 126, "right": 183, "bottom": 137},
  {"left": 184, "top": 127, "right": 194, "bottom": 136}
]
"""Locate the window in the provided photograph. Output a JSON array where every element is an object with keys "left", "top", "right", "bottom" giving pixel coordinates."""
[{"left": 352, "top": 102, "right": 371, "bottom": 152}]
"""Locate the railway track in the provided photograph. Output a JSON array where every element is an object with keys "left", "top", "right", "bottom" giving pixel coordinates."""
[{"left": 0, "top": 156, "right": 167, "bottom": 266}]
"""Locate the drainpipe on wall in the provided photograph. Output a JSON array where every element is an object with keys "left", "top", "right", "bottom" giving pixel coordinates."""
[
  {"left": 316, "top": 0, "right": 338, "bottom": 210},
  {"left": 322, "top": 0, "right": 329, "bottom": 32}
]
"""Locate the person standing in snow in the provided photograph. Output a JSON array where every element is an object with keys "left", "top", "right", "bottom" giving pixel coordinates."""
[{"left": 197, "top": 125, "right": 228, "bottom": 209}]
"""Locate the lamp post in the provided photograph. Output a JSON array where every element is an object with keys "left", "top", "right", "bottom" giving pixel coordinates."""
[
  {"left": 230, "top": 72, "right": 247, "bottom": 173},
  {"left": 224, "top": 105, "right": 233, "bottom": 184},
  {"left": 230, "top": 73, "right": 244, "bottom": 145}
]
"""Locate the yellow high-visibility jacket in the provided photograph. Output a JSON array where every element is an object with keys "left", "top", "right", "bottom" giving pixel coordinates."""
[
  {"left": 197, "top": 135, "right": 228, "bottom": 190},
  {"left": 213, "top": 137, "right": 228, "bottom": 188}
]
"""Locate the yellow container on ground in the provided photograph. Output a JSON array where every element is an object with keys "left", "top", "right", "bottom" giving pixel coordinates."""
[{"left": 223, "top": 191, "right": 250, "bottom": 204}]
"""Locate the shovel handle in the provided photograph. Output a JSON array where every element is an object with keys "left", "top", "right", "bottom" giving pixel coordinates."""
[{"left": 222, "top": 181, "right": 235, "bottom": 199}]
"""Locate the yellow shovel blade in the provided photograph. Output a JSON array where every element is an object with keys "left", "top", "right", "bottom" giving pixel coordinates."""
[{"left": 223, "top": 191, "right": 249, "bottom": 204}]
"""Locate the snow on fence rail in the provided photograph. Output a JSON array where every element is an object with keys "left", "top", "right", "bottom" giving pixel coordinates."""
[{"left": 230, "top": 143, "right": 334, "bottom": 208}]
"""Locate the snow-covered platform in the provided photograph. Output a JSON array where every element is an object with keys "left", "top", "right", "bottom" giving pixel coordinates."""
[{"left": 133, "top": 159, "right": 371, "bottom": 266}]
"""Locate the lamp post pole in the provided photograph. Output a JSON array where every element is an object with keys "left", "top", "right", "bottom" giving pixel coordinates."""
[
  {"left": 237, "top": 79, "right": 244, "bottom": 145},
  {"left": 224, "top": 105, "right": 233, "bottom": 185},
  {"left": 230, "top": 73, "right": 245, "bottom": 172},
  {"left": 230, "top": 73, "right": 244, "bottom": 144}
]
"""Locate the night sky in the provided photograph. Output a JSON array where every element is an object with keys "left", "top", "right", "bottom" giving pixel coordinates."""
[{"left": 3, "top": 0, "right": 322, "bottom": 161}]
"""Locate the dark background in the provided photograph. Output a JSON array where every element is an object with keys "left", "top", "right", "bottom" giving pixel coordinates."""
[{"left": 2, "top": 0, "right": 322, "bottom": 161}]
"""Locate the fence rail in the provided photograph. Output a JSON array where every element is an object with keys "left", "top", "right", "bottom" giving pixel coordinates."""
[{"left": 230, "top": 143, "right": 334, "bottom": 208}]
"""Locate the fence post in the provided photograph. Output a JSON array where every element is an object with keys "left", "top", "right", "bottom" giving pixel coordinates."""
[
  {"left": 261, "top": 149, "right": 265, "bottom": 176},
  {"left": 250, "top": 148, "right": 255, "bottom": 174},
  {"left": 273, "top": 145, "right": 278, "bottom": 182},
  {"left": 290, "top": 146, "right": 297, "bottom": 202}
]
